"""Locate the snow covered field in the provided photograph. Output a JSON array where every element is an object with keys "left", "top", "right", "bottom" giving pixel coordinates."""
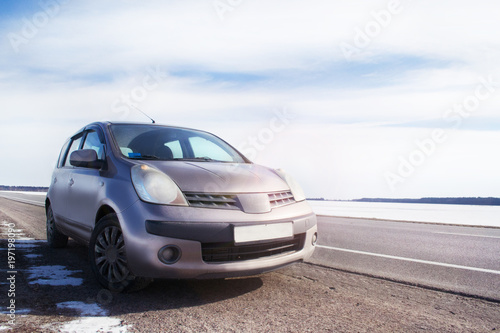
[{"left": 308, "top": 200, "right": 500, "bottom": 227}]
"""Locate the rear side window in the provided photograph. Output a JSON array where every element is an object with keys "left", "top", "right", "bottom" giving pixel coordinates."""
[
  {"left": 57, "top": 140, "right": 71, "bottom": 168},
  {"left": 63, "top": 136, "right": 83, "bottom": 167}
]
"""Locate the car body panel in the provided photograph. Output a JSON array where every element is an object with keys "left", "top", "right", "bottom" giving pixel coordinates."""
[
  {"left": 147, "top": 161, "right": 290, "bottom": 193},
  {"left": 117, "top": 199, "right": 316, "bottom": 279}
]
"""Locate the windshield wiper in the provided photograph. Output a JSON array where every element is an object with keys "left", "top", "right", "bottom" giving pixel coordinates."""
[
  {"left": 129, "top": 154, "right": 160, "bottom": 160},
  {"left": 173, "top": 157, "right": 218, "bottom": 162}
]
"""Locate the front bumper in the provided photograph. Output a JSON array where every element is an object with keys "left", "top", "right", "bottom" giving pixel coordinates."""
[{"left": 117, "top": 200, "right": 317, "bottom": 279}]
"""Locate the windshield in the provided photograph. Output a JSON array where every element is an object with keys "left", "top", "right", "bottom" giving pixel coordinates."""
[{"left": 110, "top": 124, "right": 247, "bottom": 163}]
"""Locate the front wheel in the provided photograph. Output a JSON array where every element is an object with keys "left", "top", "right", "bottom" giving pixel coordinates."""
[{"left": 89, "top": 215, "right": 152, "bottom": 292}]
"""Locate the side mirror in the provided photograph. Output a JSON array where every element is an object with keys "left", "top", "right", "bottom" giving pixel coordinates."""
[{"left": 70, "top": 149, "right": 103, "bottom": 169}]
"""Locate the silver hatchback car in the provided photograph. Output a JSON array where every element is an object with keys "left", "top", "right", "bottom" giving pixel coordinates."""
[{"left": 46, "top": 122, "right": 317, "bottom": 291}]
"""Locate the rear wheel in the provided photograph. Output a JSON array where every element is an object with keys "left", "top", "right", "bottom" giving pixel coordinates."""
[
  {"left": 46, "top": 206, "right": 68, "bottom": 248},
  {"left": 89, "top": 215, "right": 152, "bottom": 292}
]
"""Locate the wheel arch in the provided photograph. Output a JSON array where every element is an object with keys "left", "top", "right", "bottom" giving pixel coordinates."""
[
  {"left": 45, "top": 197, "right": 51, "bottom": 214},
  {"left": 95, "top": 205, "right": 117, "bottom": 226}
]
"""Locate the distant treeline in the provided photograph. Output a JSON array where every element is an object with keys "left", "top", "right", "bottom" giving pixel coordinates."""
[
  {"left": 354, "top": 197, "right": 500, "bottom": 206},
  {"left": 307, "top": 197, "right": 500, "bottom": 206},
  {"left": 0, "top": 185, "right": 49, "bottom": 192}
]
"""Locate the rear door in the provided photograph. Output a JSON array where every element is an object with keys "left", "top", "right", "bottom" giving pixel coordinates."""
[{"left": 49, "top": 133, "right": 83, "bottom": 227}]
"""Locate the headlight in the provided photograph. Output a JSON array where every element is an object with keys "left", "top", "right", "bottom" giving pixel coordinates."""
[
  {"left": 131, "top": 164, "right": 188, "bottom": 206},
  {"left": 275, "top": 169, "right": 306, "bottom": 202}
]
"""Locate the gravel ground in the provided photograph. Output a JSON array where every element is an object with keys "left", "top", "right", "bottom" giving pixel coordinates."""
[{"left": 1, "top": 197, "right": 499, "bottom": 332}]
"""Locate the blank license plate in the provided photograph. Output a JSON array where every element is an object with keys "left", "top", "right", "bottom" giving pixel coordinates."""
[{"left": 234, "top": 223, "right": 293, "bottom": 244}]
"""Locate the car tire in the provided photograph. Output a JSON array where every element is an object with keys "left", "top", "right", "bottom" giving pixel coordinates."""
[
  {"left": 46, "top": 205, "right": 68, "bottom": 248},
  {"left": 89, "top": 214, "right": 152, "bottom": 292}
]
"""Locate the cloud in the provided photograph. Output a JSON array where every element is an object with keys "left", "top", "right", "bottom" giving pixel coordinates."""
[
  {"left": 2, "top": 1, "right": 497, "bottom": 74},
  {"left": 0, "top": 0, "right": 499, "bottom": 198}
]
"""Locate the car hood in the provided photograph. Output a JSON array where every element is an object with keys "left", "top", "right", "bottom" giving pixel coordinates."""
[{"left": 145, "top": 161, "right": 290, "bottom": 193}]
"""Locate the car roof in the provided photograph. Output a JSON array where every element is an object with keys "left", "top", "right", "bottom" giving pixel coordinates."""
[{"left": 84, "top": 121, "right": 204, "bottom": 133}]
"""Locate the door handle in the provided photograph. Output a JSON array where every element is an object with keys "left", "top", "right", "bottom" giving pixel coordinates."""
[{"left": 69, "top": 178, "right": 74, "bottom": 186}]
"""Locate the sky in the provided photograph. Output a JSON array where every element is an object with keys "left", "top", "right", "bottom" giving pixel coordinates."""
[{"left": 0, "top": 0, "right": 499, "bottom": 199}]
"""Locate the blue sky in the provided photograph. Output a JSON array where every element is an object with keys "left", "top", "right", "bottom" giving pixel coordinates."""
[{"left": 1, "top": 0, "right": 499, "bottom": 199}]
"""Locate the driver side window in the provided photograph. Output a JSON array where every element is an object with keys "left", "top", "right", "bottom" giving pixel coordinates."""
[
  {"left": 63, "top": 136, "right": 83, "bottom": 167},
  {"left": 82, "top": 131, "right": 105, "bottom": 160}
]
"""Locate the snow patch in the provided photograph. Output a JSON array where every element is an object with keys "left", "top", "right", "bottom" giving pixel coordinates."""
[
  {"left": 24, "top": 253, "right": 42, "bottom": 259},
  {"left": 47, "top": 301, "right": 131, "bottom": 332},
  {"left": 62, "top": 317, "right": 129, "bottom": 333},
  {"left": 14, "top": 242, "right": 40, "bottom": 249},
  {"left": 0, "top": 308, "right": 30, "bottom": 315},
  {"left": 0, "top": 239, "right": 41, "bottom": 251},
  {"left": 57, "top": 301, "right": 108, "bottom": 317},
  {"left": 26, "top": 265, "right": 83, "bottom": 286},
  {"left": 47, "top": 317, "right": 130, "bottom": 333}
]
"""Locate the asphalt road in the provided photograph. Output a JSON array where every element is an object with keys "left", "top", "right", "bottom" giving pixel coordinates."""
[
  {"left": 0, "top": 191, "right": 46, "bottom": 207},
  {"left": 0, "top": 196, "right": 499, "bottom": 332},
  {"left": 310, "top": 216, "right": 500, "bottom": 301}
]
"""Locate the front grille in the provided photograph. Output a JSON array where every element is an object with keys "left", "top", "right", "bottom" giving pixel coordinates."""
[
  {"left": 185, "top": 191, "right": 296, "bottom": 211},
  {"left": 268, "top": 191, "right": 295, "bottom": 208},
  {"left": 202, "top": 234, "right": 305, "bottom": 263},
  {"left": 185, "top": 193, "right": 239, "bottom": 210}
]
